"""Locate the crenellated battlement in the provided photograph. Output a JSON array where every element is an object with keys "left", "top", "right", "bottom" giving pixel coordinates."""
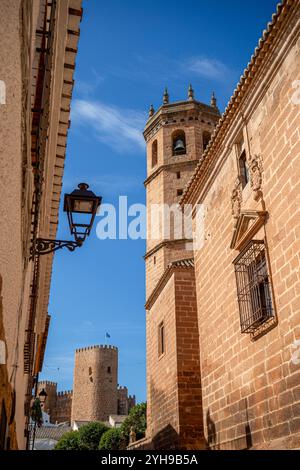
[
  {"left": 117, "top": 385, "right": 128, "bottom": 391},
  {"left": 38, "top": 380, "right": 57, "bottom": 388},
  {"left": 57, "top": 390, "right": 73, "bottom": 398},
  {"left": 75, "top": 344, "right": 118, "bottom": 353}
]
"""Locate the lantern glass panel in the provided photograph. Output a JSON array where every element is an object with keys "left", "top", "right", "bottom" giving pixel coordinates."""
[{"left": 73, "top": 199, "right": 94, "bottom": 213}]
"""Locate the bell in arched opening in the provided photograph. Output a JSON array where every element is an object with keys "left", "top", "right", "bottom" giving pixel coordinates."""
[{"left": 173, "top": 137, "right": 186, "bottom": 155}]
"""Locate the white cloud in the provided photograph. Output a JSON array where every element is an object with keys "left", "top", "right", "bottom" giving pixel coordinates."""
[
  {"left": 106, "top": 54, "right": 233, "bottom": 85},
  {"left": 72, "top": 99, "right": 146, "bottom": 153},
  {"left": 186, "top": 57, "right": 231, "bottom": 81},
  {"left": 75, "top": 68, "right": 105, "bottom": 97}
]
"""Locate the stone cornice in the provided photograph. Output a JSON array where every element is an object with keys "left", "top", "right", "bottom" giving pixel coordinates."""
[
  {"left": 230, "top": 211, "right": 268, "bottom": 251},
  {"left": 144, "top": 159, "right": 199, "bottom": 186},
  {"left": 36, "top": 0, "right": 83, "bottom": 338},
  {"left": 181, "top": 0, "right": 298, "bottom": 208},
  {"left": 144, "top": 239, "right": 193, "bottom": 260},
  {"left": 143, "top": 100, "right": 220, "bottom": 142}
]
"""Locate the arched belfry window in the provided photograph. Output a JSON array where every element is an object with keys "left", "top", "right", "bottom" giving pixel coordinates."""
[
  {"left": 203, "top": 131, "right": 211, "bottom": 151},
  {"left": 172, "top": 130, "right": 186, "bottom": 156},
  {"left": 152, "top": 140, "right": 158, "bottom": 167}
]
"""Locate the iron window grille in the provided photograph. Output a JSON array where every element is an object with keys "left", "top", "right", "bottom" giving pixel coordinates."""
[{"left": 233, "top": 240, "right": 274, "bottom": 334}]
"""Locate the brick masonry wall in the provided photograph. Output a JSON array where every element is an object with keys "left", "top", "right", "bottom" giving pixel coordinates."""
[
  {"left": 146, "top": 267, "right": 204, "bottom": 450},
  {"left": 174, "top": 268, "right": 205, "bottom": 450},
  {"left": 146, "top": 275, "right": 180, "bottom": 448},
  {"left": 71, "top": 346, "right": 118, "bottom": 423},
  {"left": 192, "top": 20, "right": 300, "bottom": 450}
]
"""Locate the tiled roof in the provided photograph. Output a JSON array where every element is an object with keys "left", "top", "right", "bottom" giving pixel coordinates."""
[
  {"left": 35, "top": 426, "right": 71, "bottom": 440},
  {"left": 181, "top": 0, "right": 296, "bottom": 206},
  {"left": 145, "top": 258, "right": 195, "bottom": 310},
  {"left": 168, "top": 259, "right": 194, "bottom": 269}
]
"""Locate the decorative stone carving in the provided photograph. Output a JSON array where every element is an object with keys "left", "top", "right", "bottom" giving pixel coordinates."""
[
  {"left": 231, "top": 177, "right": 242, "bottom": 223},
  {"left": 249, "top": 154, "right": 263, "bottom": 201}
]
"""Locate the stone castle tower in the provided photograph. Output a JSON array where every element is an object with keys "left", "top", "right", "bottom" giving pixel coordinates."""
[
  {"left": 38, "top": 345, "right": 135, "bottom": 425},
  {"left": 144, "top": 87, "right": 221, "bottom": 449},
  {"left": 71, "top": 345, "right": 118, "bottom": 423},
  {"left": 144, "top": 87, "right": 220, "bottom": 298}
]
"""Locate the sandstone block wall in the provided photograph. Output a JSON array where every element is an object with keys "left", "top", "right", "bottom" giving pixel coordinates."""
[
  {"left": 145, "top": 102, "right": 220, "bottom": 298},
  {"left": 71, "top": 345, "right": 118, "bottom": 423},
  {"left": 117, "top": 386, "right": 129, "bottom": 415},
  {"left": 128, "top": 394, "right": 136, "bottom": 412},
  {"left": 55, "top": 391, "right": 72, "bottom": 423},
  {"left": 0, "top": 0, "right": 35, "bottom": 449}
]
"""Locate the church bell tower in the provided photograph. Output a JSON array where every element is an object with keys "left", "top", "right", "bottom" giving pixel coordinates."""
[
  {"left": 143, "top": 86, "right": 221, "bottom": 449},
  {"left": 144, "top": 86, "right": 221, "bottom": 299}
]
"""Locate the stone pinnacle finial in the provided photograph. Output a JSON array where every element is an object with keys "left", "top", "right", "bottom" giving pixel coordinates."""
[
  {"left": 188, "top": 84, "right": 194, "bottom": 101},
  {"left": 148, "top": 104, "right": 155, "bottom": 118},
  {"left": 211, "top": 91, "right": 217, "bottom": 108},
  {"left": 163, "top": 87, "right": 169, "bottom": 105}
]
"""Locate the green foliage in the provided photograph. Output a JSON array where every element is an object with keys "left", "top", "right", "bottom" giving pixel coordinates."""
[
  {"left": 54, "top": 431, "right": 81, "bottom": 450},
  {"left": 99, "top": 427, "right": 125, "bottom": 450},
  {"left": 30, "top": 398, "right": 43, "bottom": 427},
  {"left": 55, "top": 422, "right": 109, "bottom": 450},
  {"left": 120, "top": 402, "right": 147, "bottom": 444},
  {"left": 55, "top": 406, "right": 147, "bottom": 451},
  {"left": 78, "top": 421, "right": 109, "bottom": 450}
]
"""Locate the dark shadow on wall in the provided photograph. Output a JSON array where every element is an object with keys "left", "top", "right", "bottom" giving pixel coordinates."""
[
  {"left": 206, "top": 408, "right": 219, "bottom": 450},
  {"left": 244, "top": 398, "right": 253, "bottom": 450},
  {"left": 205, "top": 400, "right": 253, "bottom": 450},
  {"left": 148, "top": 379, "right": 207, "bottom": 450},
  {"left": 0, "top": 274, "right": 17, "bottom": 449},
  {"left": 149, "top": 380, "right": 180, "bottom": 450},
  {"left": 152, "top": 424, "right": 180, "bottom": 450}
]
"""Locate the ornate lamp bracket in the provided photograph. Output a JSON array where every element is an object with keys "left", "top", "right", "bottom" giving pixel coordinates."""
[{"left": 31, "top": 237, "right": 83, "bottom": 257}]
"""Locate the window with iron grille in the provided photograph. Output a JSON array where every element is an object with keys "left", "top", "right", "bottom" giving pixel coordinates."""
[{"left": 233, "top": 240, "right": 274, "bottom": 334}]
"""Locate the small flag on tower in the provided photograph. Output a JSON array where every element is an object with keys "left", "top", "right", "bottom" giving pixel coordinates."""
[{"left": 105, "top": 332, "right": 111, "bottom": 339}]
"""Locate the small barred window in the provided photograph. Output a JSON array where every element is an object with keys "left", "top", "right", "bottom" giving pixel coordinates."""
[{"left": 233, "top": 240, "right": 274, "bottom": 334}]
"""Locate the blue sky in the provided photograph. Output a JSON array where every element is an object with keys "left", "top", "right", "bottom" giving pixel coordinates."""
[{"left": 40, "top": 0, "right": 279, "bottom": 402}]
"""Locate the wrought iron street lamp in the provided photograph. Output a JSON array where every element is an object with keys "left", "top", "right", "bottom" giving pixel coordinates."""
[
  {"left": 29, "top": 385, "right": 48, "bottom": 450},
  {"left": 31, "top": 183, "right": 102, "bottom": 256},
  {"left": 38, "top": 388, "right": 48, "bottom": 406}
]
